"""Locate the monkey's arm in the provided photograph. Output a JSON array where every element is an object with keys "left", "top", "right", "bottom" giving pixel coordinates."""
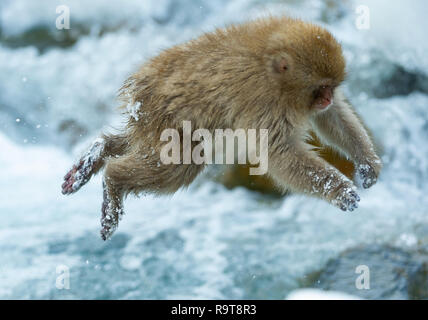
[
  {"left": 311, "top": 90, "right": 382, "bottom": 188},
  {"left": 269, "top": 140, "right": 360, "bottom": 211}
]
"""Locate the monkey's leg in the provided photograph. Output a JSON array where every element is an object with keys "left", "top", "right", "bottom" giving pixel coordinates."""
[
  {"left": 62, "top": 134, "right": 128, "bottom": 195},
  {"left": 269, "top": 144, "right": 360, "bottom": 211},
  {"left": 100, "top": 176, "right": 124, "bottom": 241},
  {"left": 101, "top": 151, "right": 205, "bottom": 240},
  {"left": 312, "top": 90, "right": 382, "bottom": 189}
]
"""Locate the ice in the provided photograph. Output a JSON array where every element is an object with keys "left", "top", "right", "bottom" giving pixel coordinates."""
[{"left": 0, "top": 0, "right": 428, "bottom": 299}]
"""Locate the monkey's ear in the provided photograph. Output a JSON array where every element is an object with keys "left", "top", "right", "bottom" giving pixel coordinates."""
[
  {"left": 270, "top": 53, "right": 292, "bottom": 75},
  {"left": 273, "top": 58, "right": 288, "bottom": 73}
]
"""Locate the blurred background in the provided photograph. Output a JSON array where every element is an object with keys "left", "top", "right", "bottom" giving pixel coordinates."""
[{"left": 1, "top": 0, "right": 428, "bottom": 299}]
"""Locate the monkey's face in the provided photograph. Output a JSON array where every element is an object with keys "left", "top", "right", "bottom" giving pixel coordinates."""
[
  {"left": 267, "top": 24, "right": 346, "bottom": 114},
  {"left": 270, "top": 52, "right": 343, "bottom": 114}
]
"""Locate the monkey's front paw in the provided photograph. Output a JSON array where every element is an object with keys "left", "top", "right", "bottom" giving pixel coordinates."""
[
  {"left": 356, "top": 159, "right": 381, "bottom": 189},
  {"left": 332, "top": 186, "right": 360, "bottom": 212}
]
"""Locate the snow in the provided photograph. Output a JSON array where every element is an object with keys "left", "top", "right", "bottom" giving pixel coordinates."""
[
  {"left": 0, "top": 0, "right": 428, "bottom": 299},
  {"left": 126, "top": 101, "right": 142, "bottom": 121}
]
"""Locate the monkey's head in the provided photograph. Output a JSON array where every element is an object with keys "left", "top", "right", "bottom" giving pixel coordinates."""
[{"left": 266, "top": 19, "right": 346, "bottom": 114}]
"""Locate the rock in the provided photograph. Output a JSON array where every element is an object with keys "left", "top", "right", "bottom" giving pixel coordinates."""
[
  {"left": 217, "top": 164, "right": 283, "bottom": 196},
  {"left": 58, "top": 119, "right": 88, "bottom": 147},
  {"left": 319, "top": 0, "right": 351, "bottom": 24},
  {"left": 0, "top": 25, "right": 85, "bottom": 53},
  {"left": 302, "top": 244, "right": 428, "bottom": 300},
  {"left": 348, "top": 53, "right": 428, "bottom": 99}
]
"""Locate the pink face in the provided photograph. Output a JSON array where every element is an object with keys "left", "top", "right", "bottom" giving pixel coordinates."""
[{"left": 313, "top": 85, "right": 334, "bottom": 110}]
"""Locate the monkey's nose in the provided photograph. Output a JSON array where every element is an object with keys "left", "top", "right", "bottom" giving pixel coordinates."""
[{"left": 321, "top": 85, "right": 333, "bottom": 99}]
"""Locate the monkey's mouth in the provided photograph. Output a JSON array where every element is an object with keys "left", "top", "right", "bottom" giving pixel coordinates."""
[
  {"left": 314, "top": 96, "right": 333, "bottom": 109},
  {"left": 313, "top": 86, "right": 333, "bottom": 110}
]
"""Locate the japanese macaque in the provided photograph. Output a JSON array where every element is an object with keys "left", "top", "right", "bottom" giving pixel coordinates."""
[{"left": 62, "top": 16, "right": 382, "bottom": 240}]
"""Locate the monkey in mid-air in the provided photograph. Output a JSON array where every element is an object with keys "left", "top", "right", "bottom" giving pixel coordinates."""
[{"left": 62, "top": 16, "right": 382, "bottom": 240}]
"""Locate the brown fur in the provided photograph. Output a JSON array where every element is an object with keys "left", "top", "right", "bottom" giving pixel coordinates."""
[{"left": 62, "top": 16, "right": 382, "bottom": 240}]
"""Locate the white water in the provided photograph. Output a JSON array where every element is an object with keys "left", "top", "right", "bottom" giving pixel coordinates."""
[{"left": 0, "top": 0, "right": 427, "bottom": 299}]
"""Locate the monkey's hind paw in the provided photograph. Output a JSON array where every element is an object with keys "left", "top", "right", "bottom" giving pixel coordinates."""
[
  {"left": 333, "top": 187, "right": 360, "bottom": 212},
  {"left": 100, "top": 201, "right": 123, "bottom": 241},
  {"left": 100, "top": 213, "right": 121, "bottom": 241},
  {"left": 356, "top": 163, "right": 379, "bottom": 189},
  {"left": 61, "top": 139, "right": 105, "bottom": 195},
  {"left": 100, "top": 180, "right": 124, "bottom": 241}
]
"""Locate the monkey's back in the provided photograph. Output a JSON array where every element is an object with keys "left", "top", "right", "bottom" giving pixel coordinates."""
[{"left": 119, "top": 16, "right": 331, "bottom": 139}]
